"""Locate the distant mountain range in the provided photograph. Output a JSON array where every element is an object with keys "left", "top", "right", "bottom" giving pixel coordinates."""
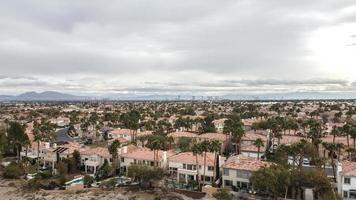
[
  {"left": 0, "top": 91, "right": 91, "bottom": 101},
  {"left": 0, "top": 91, "right": 356, "bottom": 101}
]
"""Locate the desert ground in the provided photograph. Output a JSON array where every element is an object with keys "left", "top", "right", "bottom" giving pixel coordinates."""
[{"left": 0, "top": 179, "right": 217, "bottom": 200}]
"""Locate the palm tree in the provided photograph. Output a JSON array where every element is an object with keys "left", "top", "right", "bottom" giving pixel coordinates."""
[
  {"left": 108, "top": 140, "right": 120, "bottom": 175},
  {"left": 330, "top": 126, "right": 340, "bottom": 144},
  {"left": 343, "top": 123, "right": 351, "bottom": 147},
  {"left": 167, "top": 136, "right": 174, "bottom": 150},
  {"left": 147, "top": 136, "right": 163, "bottom": 167},
  {"left": 350, "top": 126, "right": 356, "bottom": 149},
  {"left": 254, "top": 138, "right": 264, "bottom": 160},
  {"left": 324, "top": 142, "right": 337, "bottom": 180},
  {"left": 200, "top": 140, "right": 210, "bottom": 186},
  {"left": 336, "top": 143, "right": 344, "bottom": 161},
  {"left": 192, "top": 142, "right": 203, "bottom": 187},
  {"left": 209, "top": 140, "right": 221, "bottom": 182}
]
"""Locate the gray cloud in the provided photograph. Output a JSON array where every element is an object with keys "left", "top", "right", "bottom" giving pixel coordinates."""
[{"left": 0, "top": 0, "right": 355, "bottom": 95}]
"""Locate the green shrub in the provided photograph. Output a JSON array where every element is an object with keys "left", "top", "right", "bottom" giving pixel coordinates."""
[
  {"left": 213, "top": 188, "right": 233, "bottom": 200},
  {"left": 83, "top": 175, "right": 94, "bottom": 187},
  {"left": 3, "top": 162, "right": 24, "bottom": 179}
]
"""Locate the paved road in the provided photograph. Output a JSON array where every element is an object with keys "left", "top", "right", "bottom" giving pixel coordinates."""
[{"left": 55, "top": 128, "right": 73, "bottom": 143}]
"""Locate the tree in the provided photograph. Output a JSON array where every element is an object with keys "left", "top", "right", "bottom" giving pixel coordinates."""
[
  {"left": 199, "top": 114, "right": 216, "bottom": 133},
  {"left": 192, "top": 142, "right": 203, "bottom": 187},
  {"left": 254, "top": 138, "right": 265, "bottom": 160},
  {"left": 127, "top": 165, "right": 164, "bottom": 189},
  {"left": 209, "top": 140, "right": 221, "bottom": 181},
  {"left": 33, "top": 120, "right": 56, "bottom": 170},
  {"left": 72, "top": 150, "right": 81, "bottom": 171},
  {"left": 250, "top": 164, "right": 290, "bottom": 199},
  {"left": 213, "top": 188, "right": 233, "bottom": 200},
  {"left": 0, "top": 128, "right": 8, "bottom": 161},
  {"left": 83, "top": 175, "right": 94, "bottom": 187},
  {"left": 147, "top": 135, "right": 165, "bottom": 166},
  {"left": 349, "top": 125, "right": 356, "bottom": 149},
  {"left": 108, "top": 140, "right": 120, "bottom": 175},
  {"left": 200, "top": 140, "right": 211, "bottom": 186},
  {"left": 223, "top": 114, "right": 244, "bottom": 154},
  {"left": 3, "top": 161, "right": 25, "bottom": 179},
  {"left": 7, "top": 122, "right": 29, "bottom": 161},
  {"left": 177, "top": 137, "right": 192, "bottom": 152},
  {"left": 95, "top": 159, "right": 111, "bottom": 181}
]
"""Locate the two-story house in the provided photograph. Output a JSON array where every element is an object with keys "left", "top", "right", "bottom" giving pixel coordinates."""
[
  {"left": 80, "top": 146, "right": 111, "bottom": 174},
  {"left": 222, "top": 155, "right": 269, "bottom": 191},
  {"left": 337, "top": 161, "right": 356, "bottom": 199},
  {"left": 168, "top": 152, "right": 225, "bottom": 185},
  {"left": 119, "top": 146, "right": 175, "bottom": 174}
]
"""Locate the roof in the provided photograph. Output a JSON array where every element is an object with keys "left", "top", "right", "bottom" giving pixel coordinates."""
[
  {"left": 198, "top": 133, "right": 226, "bottom": 142},
  {"left": 110, "top": 128, "right": 133, "bottom": 136},
  {"left": 279, "top": 135, "right": 305, "bottom": 145},
  {"left": 240, "top": 143, "right": 265, "bottom": 153},
  {"left": 222, "top": 155, "right": 269, "bottom": 171},
  {"left": 341, "top": 161, "right": 356, "bottom": 177},
  {"left": 168, "top": 152, "right": 215, "bottom": 166},
  {"left": 242, "top": 130, "right": 267, "bottom": 141},
  {"left": 121, "top": 147, "right": 175, "bottom": 161},
  {"left": 80, "top": 146, "right": 111, "bottom": 158},
  {"left": 168, "top": 131, "right": 198, "bottom": 139}
]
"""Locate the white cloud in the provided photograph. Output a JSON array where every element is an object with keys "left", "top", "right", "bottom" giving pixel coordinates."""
[{"left": 0, "top": 0, "right": 355, "bottom": 95}]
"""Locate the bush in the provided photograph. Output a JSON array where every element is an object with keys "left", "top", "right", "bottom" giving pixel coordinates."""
[
  {"left": 127, "top": 165, "right": 164, "bottom": 189},
  {"left": 213, "top": 189, "right": 233, "bottom": 200},
  {"left": 3, "top": 162, "right": 24, "bottom": 179},
  {"left": 35, "top": 170, "right": 53, "bottom": 179},
  {"left": 100, "top": 178, "right": 116, "bottom": 190},
  {"left": 83, "top": 175, "right": 94, "bottom": 187}
]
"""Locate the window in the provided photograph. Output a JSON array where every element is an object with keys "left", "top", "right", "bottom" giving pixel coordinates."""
[
  {"left": 344, "top": 177, "right": 351, "bottom": 184},
  {"left": 183, "top": 164, "right": 186, "bottom": 169},
  {"left": 343, "top": 191, "right": 348, "bottom": 198},
  {"left": 121, "top": 158, "right": 124, "bottom": 162},
  {"left": 223, "top": 169, "right": 229, "bottom": 176},
  {"left": 236, "top": 170, "right": 251, "bottom": 179},
  {"left": 208, "top": 166, "right": 214, "bottom": 171},
  {"left": 224, "top": 180, "right": 232, "bottom": 186},
  {"left": 350, "top": 190, "right": 356, "bottom": 199},
  {"left": 187, "top": 164, "right": 193, "bottom": 170}
]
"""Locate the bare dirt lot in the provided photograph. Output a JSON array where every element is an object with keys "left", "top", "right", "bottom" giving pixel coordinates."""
[{"left": 0, "top": 179, "right": 217, "bottom": 200}]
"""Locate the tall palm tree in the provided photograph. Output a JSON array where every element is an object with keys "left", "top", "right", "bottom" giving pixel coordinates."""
[
  {"left": 209, "top": 140, "right": 221, "bottom": 182},
  {"left": 192, "top": 142, "right": 203, "bottom": 187},
  {"left": 350, "top": 126, "right": 356, "bottom": 149},
  {"left": 108, "top": 140, "right": 120, "bottom": 175},
  {"left": 343, "top": 123, "right": 351, "bottom": 148},
  {"left": 200, "top": 140, "right": 210, "bottom": 186},
  {"left": 147, "top": 136, "right": 163, "bottom": 167},
  {"left": 324, "top": 142, "right": 337, "bottom": 180},
  {"left": 254, "top": 138, "right": 264, "bottom": 160},
  {"left": 336, "top": 143, "right": 344, "bottom": 161},
  {"left": 167, "top": 136, "right": 174, "bottom": 150},
  {"left": 330, "top": 126, "right": 340, "bottom": 144}
]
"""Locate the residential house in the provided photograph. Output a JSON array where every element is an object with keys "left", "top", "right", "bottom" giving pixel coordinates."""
[
  {"left": 222, "top": 155, "right": 269, "bottom": 191},
  {"left": 168, "top": 152, "right": 225, "bottom": 185},
  {"left": 79, "top": 146, "right": 111, "bottom": 174},
  {"left": 119, "top": 145, "right": 175, "bottom": 174},
  {"left": 337, "top": 161, "right": 356, "bottom": 199}
]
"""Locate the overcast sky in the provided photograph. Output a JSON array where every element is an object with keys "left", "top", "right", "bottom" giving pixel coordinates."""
[{"left": 0, "top": 0, "right": 356, "bottom": 96}]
